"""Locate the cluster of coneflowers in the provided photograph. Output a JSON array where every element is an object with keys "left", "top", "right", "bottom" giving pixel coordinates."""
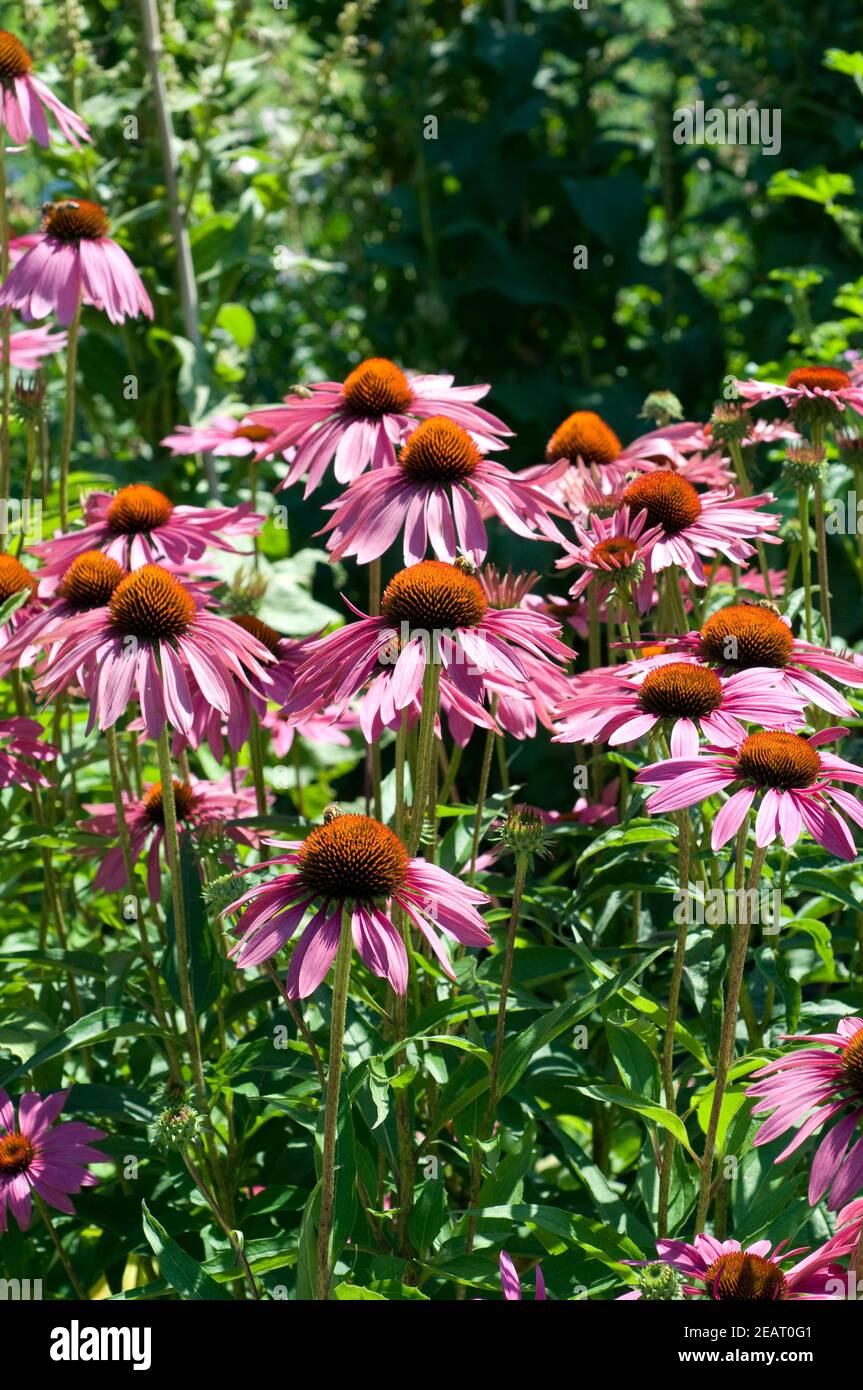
[{"left": 1, "top": 31, "right": 863, "bottom": 1303}]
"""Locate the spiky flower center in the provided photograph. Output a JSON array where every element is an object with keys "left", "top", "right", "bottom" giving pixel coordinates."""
[
  {"left": 0, "top": 554, "right": 36, "bottom": 606},
  {"left": 297, "top": 814, "right": 409, "bottom": 901},
  {"left": 143, "top": 780, "right": 196, "bottom": 824},
  {"left": 399, "top": 416, "right": 481, "bottom": 482},
  {"left": 620, "top": 473, "right": 702, "bottom": 535},
  {"left": 637, "top": 662, "right": 723, "bottom": 719},
  {"left": 106, "top": 484, "right": 174, "bottom": 535},
  {"left": 841, "top": 1029, "right": 863, "bottom": 1098},
  {"left": 589, "top": 536, "right": 638, "bottom": 567},
  {"left": 700, "top": 604, "right": 794, "bottom": 670},
  {"left": 735, "top": 732, "right": 820, "bottom": 791},
  {"left": 786, "top": 366, "right": 850, "bottom": 394},
  {"left": 479, "top": 564, "right": 539, "bottom": 609},
  {"left": 0, "top": 30, "right": 32, "bottom": 79},
  {"left": 231, "top": 613, "right": 282, "bottom": 656},
  {"left": 59, "top": 550, "right": 126, "bottom": 609},
  {"left": 546, "top": 411, "right": 621, "bottom": 466},
  {"left": 703, "top": 1253, "right": 786, "bottom": 1301},
  {"left": 342, "top": 357, "right": 413, "bottom": 417},
  {"left": 233, "top": 423, "right": 273, "bottom": 442},
  {"left": 43, "top": 199, "right": 110, "bottom": 242},
  {"left": 109, "top": 565, "right": 197, "bottom": 641},
  {"left": 0, "top": 1130, "right": 34, "bottom": 1176},
  {"left": 382, "top": 560, "right": 487, "bottom": 632}
]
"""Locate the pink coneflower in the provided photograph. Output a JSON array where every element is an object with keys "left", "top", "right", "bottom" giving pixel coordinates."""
[
  {"left": 0, "top": 32, "right": 90, "bottom": 149},
  {"left": 161, "top": 616, "right": 347, "bottom": 759},
  {"left": 263, "top": 704, "right": 357, "bottom": 757},
  {"left": 555, "top": 505, "right": 659, "bottom": 613},
  {"left": 223, "top": 811, "right": 492, "bottom": 996},
  {"left": 2, "top": 325, "right": 67, "bottom": 369},
  {"left": 555, "top": 662, "right": 806, "bottom": 757},
  {"left": 0, "top": 199, "right": 152, "bottom": 326},
  {"left": 161, "top": 414, "right": 279, "bottom": 458},
  {"left": 620, "top": 422, "right": 734, "bottom": 490},
  {"left": 553, "top": 779, "right": 620, "bottom": 828},
  {"left": 637, "top": 602, "right": 863, "bottom": 718},
  {"left": 280, "top": 560, "right": 572, "bottom": 739},
  {"left": 636, "top": 727, "right": 863, "bottom": 859},
  {"left": 500, "top": 1250, "right": 546, "bottom": 1301},
  {"left": 0, "top": 550, "right": 126, "bottom": 675},
  {"left": 695, "top": 562, "right": 787, "bottom": 601},
  {"left": 615, "top": 473, "right": 780, "bottom": 585},
  {"left": 748, "top": 1017, "right": 863, "bottom": 1212},
  {"left": 79, "top": 772, "right": 263, "bottom": 901},
  {"left": 0, "top": 1088, "right": 107, "bottom": 1232},
  {"left": 34, "top": 564, "right": 274, "bottom": 738},
  {"left": 319, "top": 415, "right": 567, "bottom": 566},
  {"left": 734, "top": 365, "right": 863, "bottom": 425},
  {"left": 30, "top": 484, "right": 261, "bottom": 583},
  {"left": 0, "top": 552, "right": 40, "bottom": 655},
  {"left": 0, "top": 716, "right": 57, "bottom": 789},
  {"left": 619, "top": 1226, "right": 862, "bottom": 1300},
  {"left": 245, "top": 358, "right": 512, "bottom": 496}
]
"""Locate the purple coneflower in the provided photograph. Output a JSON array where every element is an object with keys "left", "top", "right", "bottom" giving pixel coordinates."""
[
  {"left": 0, "top": 31, "right": 90, "bottom": 148},
  {"left": 34, "top": 564, "right": 274, "bottom": 738},
  {"left": 1, "top": 324, "right": 67, "bottom": 369},
  {"left": 555, "top": 505, "right": 659, "bottom": 613},
  {"left": 79, "top": 772, "right": 263, "bottom": 901},
  {"left": 734, "top": 365, "right": 863, "bottom": 425},
  {"left": 280, "top": 560, "right": 572, "bottom": 738},
  {"left": 636, "top": 602, "right": 863, "bottom": 718},
  {"left": 500, "top": 1250, "right": 546, "bottom": 1301},
  {"left": 0, "top": 716, "right": 57, "bottom": 788},
  {"left": 245, "top": 357, "right": 512, "bottom": 496},
  {"left": 748, "top": 1016, "right": 863, "bottom": 1211},
  {"left": 223, "top": 811, "right": 491, "bottom": 996},
  {"left": 0, "top": 1088, "right": 107, "bottom": 1232},
  {"left": 615, "top": 473, "right": 779, "bottom": 585},
  {"left": 636, "top": 727, "right": 863, "bottom": 860},
  {"left": 161, "top": 414, "right": 278, "bottom": 458},
  {"left": 619, "top": 1226, "right": 862, "bottom": 1300},
  {"left": 0, "top": 550, "right": 125, "bottom": 675},
  {"left": 0, "top": 198, "right": 152, "bottom": 326},
  {"left": 30, "top": 483, "right": 261, "bottom": 582},
  {"left": 319, "top": 415, "right": 566, "bottom": 565},
  {"left": 555, "top": 661, "right": 806, "bottom": 757}
]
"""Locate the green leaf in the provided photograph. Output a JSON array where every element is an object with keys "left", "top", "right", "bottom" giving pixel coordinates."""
[
  {"left": 575, "top": 1084, "right": 697, "bottom": 1157},
  {"left": 0, "top": 1008, "right": 162, "bottom": 1086},
  {"left": 215, "top": 302, "right": 256, "bottom": 348},
  {"left": 163, "top": 832, "right": 225, "bottom": 1013},
  {"left": 408, "top": 1177, "right": 446, "bottom": 1256},
  {"left": 141, "top": 1202, "right": 231, "bottom": 1300}
]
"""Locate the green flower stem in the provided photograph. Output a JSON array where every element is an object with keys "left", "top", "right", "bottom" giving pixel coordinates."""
[
  {"left": 465, "top": 848, "right": 530, "bottom": 1253},
  {"left": 182, "top": 1150, "right": 259, "bottom": 1299},
  {"left": 157, "top": 720, "right": 206, "bottom": 1102},
  {"left": 248, "top": 708, "right": 268, "bottom": 816},
  {"left": 248, "top": 454, "right": 259, "bottom": 570},
  {"left": 407, "top": 657, "right": 441, "bottom": 856},
  {"left": 812, "top": 480, "right": 832, "bottom": 644},
  {"left": 728, "top": 438, "right": 773, "bottom": 598},
  {"left": 0, "top": 140, "right": 11, "bottom": 552},
  {"left": 105, "top": 725, "right": 182, "bottom": 1086},
  {"left": 57, "top": 295, "right": 82, "bottom": 532},
  {"left": 316, "top": 909, "right": 353, "bottom": 1300},
  {"left": 694, "top": 835, "right": 767, "bottom": 1234},
  {"left": 37, "top": 1194, "right": 86, "bottom": 1299},
  {"left": 468, "top": 701, "right": 498, "bottom": 885},
  {"left": 657, "top": 809, "right": 691, "bottom": 1238},
  {"left": 797, "top": 487, "right": 814, "bottom": 642}
]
